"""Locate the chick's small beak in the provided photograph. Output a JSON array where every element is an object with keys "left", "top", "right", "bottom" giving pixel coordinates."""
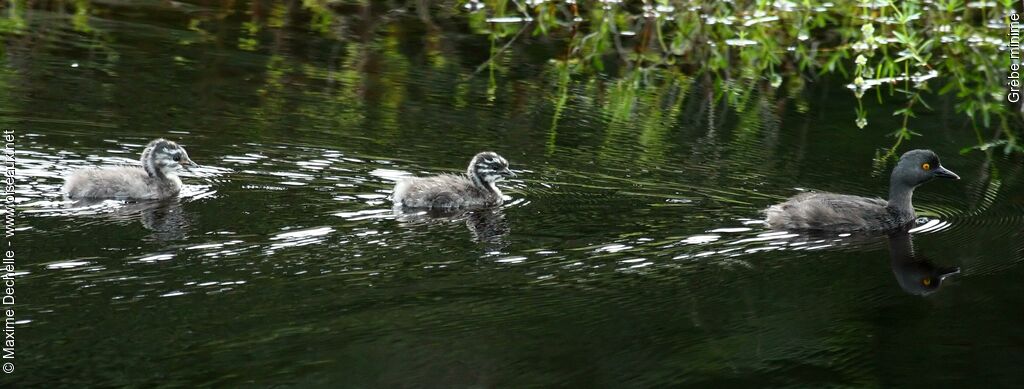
[
  {"left": 933, "top": 165, "right": 960, "bottom": 180},
  {"left": 181, "top": 157, "right": 199, "bottom": 170},
  {"left": 502, "top": 169, "right": 516, "bottom": 178}
]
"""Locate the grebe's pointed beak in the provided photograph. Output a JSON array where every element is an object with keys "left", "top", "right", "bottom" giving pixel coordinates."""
[
  {"left": 180, "top": 156, "right": 199, "bottom": 171},
  {"left": 933, "top": 165, "right": 959, "bottom": 180}
]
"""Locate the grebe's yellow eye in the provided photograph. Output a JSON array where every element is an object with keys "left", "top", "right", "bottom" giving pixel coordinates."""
[
  {"left": 921, "top": 278, "right": 932, "bottom": 286},
  {"left": 921, "top": 163, "right": 931, "bottom": 171}
]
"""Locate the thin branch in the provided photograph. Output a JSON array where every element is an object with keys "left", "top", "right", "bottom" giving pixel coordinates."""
[{"left": 464, "top": 21, "right": 533, "bottom": 81}]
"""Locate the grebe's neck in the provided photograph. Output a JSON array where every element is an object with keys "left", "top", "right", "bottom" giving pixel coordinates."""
[{"left": 887, "top": 175, "right": 916, "bottom": 220}]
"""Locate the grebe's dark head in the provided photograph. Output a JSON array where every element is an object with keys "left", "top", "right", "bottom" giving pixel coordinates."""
[{"left": 890, "top": 149, "right": 958, "bottom": 189}]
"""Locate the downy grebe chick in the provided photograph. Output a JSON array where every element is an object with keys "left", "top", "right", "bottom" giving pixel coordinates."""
[
  {"left": 392, "top": 151, "right": 516, "bottom": 209},
  {"left": 766, "top": 149, "right": 959, "bottom": 232},
  {"left": 63, "top": 138, "right": 198, "bottom": 200}
]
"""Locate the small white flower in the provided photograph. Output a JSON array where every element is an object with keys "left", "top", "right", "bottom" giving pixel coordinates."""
[
  {"left": 861, "top": 23, "right": 874, "bottom": 36},
  {"left": 855, "top": 54, "right": 867, "bottom": 66},
  {"left": 854, "top": 76, "right": 865, "bottom": 86}
]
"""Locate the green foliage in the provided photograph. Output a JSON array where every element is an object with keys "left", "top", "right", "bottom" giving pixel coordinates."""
[
  {"left": 2, "top": 0, "right": 1018, "bottom": 156},
  {"left": 459, "top": 0, "right": 1023, "bottom": 155}
]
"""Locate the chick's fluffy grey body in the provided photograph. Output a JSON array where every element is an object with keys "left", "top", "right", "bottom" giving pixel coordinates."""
[
  {"left": 63, "top": 167, "right": 182, "bottom": 200},
  {"left": 392, "top": 151, "right": 514, "bottom": 210},
  {"left": 393, "top": 174, "right": 502, "bottom": 209}
]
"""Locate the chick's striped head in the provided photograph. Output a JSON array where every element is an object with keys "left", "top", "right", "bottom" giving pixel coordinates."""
[
  {"left": 468, "top": 152, "right": 515, "bottom": 183},
  {"left": 142, "top": 139, "right": 198, "bottom": 177}
]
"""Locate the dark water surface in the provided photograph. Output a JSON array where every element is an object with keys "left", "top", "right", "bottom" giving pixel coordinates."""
[{"left": 4, "top": 2, "right": 1024, "bottom": 387}]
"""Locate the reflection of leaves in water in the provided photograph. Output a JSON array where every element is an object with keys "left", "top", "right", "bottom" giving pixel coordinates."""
[
  {"left": 4, "top": 0, "right": 1018, "bottom": 154},
  {"left": 0, "top": 0, "right": 27, "bottom": 34},
  {"left": 11, "top": 0, "right": 1015, "bottom": 155}
]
